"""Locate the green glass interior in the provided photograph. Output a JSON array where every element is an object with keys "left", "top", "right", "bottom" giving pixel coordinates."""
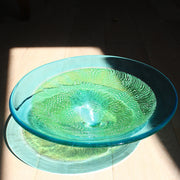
[
  {"left": 28, "top": 68, "right": 156, "bottom": 141},
  {"left": 9, "top": 55, "right": 178, "bottom": 146}
]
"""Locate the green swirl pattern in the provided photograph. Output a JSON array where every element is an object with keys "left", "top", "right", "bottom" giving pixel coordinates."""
[{"left": 27, "top": 68, "right": 157, "bottom": 141}]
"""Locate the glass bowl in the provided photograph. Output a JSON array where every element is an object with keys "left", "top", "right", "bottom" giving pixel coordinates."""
[{"left": 9, "top": 55, "right": 178, "bottom": 147}]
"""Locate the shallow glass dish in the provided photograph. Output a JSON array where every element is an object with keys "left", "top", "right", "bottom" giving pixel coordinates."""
[{"left": 9, "top": 55, "right": 178, "bottom": 147}]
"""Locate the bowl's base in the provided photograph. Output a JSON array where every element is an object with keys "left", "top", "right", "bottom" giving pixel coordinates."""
[{"left": 4, "top": 116, "right": 139, "bottom": 174}]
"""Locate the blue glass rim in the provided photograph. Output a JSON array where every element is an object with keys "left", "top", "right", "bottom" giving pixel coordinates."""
[{"left": 9, "top": 55, "right": 178, "bottom": 147}]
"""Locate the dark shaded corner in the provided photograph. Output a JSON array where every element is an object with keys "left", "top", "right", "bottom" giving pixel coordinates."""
[{"left": 157, "top": 121, "right": 180, "bottom": 168}]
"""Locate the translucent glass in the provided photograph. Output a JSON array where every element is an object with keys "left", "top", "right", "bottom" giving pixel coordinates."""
[
  {"left": 5, "top": 116, "right": 139, "bottom": 174},
  {"left": 9, "top": 55, "right": 178, "bottom": 147}
]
